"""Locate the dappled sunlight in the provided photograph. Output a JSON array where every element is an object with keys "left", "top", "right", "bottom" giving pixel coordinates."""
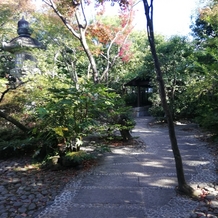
[
  {"left": 183, "top": 160, "right": 210, "bottom": 166},
  {"left": 13, "top": 163, "right": 40, "bottom": 171},
  {"left": 162, "top": 156, "right": 174, "bottom": 161},
  {"left": 112, "top": 149, "right": 132, "bottom": 154},
  {"left": 184, "top": 142, "right": 196, "bottom": 146},
  {"left": 139, "top": 175, "right": 177, "bottom": 188},
  {"left": 124, "top": 171, "right": 149, "bottom": 177},
  {"left": 1, "top": 164, "right": 41, "bottom": 185},
  {"left": 0, "top": 158, "right": 79, "bottom": 217},
  {"left": 132, "top": 129, "right": 152, "bottom": 133},
  {"left": 175, "top": 122, "right": 187, "bottom": 126},
  {"left": 141, "top": 160, "right": 165, "bottom": 167}
]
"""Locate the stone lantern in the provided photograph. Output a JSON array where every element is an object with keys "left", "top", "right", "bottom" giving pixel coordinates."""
[{"left": 2, "top": 16, "right": 43, "bottom": 87}]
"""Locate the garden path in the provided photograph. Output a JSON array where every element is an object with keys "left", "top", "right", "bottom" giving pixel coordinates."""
[{"left": 37, "top": 116, "right": 218, "bottom": 218}]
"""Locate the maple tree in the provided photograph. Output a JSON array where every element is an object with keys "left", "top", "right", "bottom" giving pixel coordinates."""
[
  {"left": 87, "top": 0, "right": 195, "bottom": 196},
  {"left": 0, "top": 1, "right": 137, "bottom": 158},
  {"left": 42, "top": 0, "right": 135, "bottom": 83}
]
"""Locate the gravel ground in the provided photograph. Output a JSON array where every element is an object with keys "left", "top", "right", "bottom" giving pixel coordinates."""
[
  {"left": 1, "top": 123, "right": 218, "bottom": 218},
  {"left": 0, "top": 157, "right": 94, "bottom": 218}
]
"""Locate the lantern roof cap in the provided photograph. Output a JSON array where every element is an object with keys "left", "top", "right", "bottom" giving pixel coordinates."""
[{"left": 17, "top": 16, "right": 32, "bottom": 37}]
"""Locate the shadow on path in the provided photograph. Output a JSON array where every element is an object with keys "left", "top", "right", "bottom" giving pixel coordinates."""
[{"left": 37, "top": 117, "right": 218, "bottom": 218}]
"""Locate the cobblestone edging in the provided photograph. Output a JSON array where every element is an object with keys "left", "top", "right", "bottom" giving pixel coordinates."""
[
  {"left": 1, "top": 118, "right": 218, "bottom": 218},
  {"left": 37, "top": 147, "right": 218, "bottom": 218},
  {"left": 37, "top": 119, "right": 218, "bottom": 218},
  {"left": 37, "top": 178, "right": 83, "bottom": 218}
]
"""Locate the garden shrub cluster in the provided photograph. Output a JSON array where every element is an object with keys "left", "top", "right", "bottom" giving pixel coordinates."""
[{"left": 0, "top": 77, "right": 135, "bottom": 165}]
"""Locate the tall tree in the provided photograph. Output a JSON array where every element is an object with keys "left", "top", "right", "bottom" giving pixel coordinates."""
[
  {"left": 188, "top": 0, "right": 218, "bottom": 133},
  {"left": 42, "top": 0, "right": 134, "bottom": 83},
  {"left": 147, "top": 36, "right": 195, "bottom": 120},
  {"left": 142, "top": 0, "right": 193, "bottom": 195}
]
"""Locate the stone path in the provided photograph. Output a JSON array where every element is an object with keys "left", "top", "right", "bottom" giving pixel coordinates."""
[{"left": 36, "top": 117, "right": 218, "bottom": 218}]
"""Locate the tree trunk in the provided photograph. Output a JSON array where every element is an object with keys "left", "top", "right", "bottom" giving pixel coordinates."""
[
  {"left": 79, "top": 36, "right": 99, "bottom": 84},
  {"left": 142, "top": 0, "right": 193, "bottom": 196},
  {"left": 0, "top": 110, "right": 29, "bottom": 133},
  {"left": 120, "top": 129, "right": 132, "bottom": 141},
  {"left": 73, "top": 5, "right": 100, "bottom": 83}
]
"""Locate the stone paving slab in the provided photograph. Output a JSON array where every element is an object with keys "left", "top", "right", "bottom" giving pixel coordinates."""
[
  {"left": 138, "top": 174, "right": 178, "bottom": 188},
  {"left": 93, "top": 163, "right": 145, "bottom": 174},
  {"left": 37, "top": 116, "right": 218, "bottom": 218},
  {"left": 71, "top": 187, "right": 144, "bottom": 204},
  {"left": 102, "top": 154, "right": 140, "bottom": 164},
  {"left": 180, "top": 154, "right": 203, "bottom": 160},
  {"left": 81, "top": 174, "right": 140, "bottom": 187},
  {"left": 66, "top": 204, "right": 146, "bottom": 218},
  {"left": 141, "top": 187, "right": 176, "bottom": 208},
  {"left": 142, "top": 164, "right": 177, "bottom": 175}
]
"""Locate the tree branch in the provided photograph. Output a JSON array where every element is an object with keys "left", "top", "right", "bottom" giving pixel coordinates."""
[
  {"left": 44, "top": 0, "right": 99, "bottom": 83},
  {"left": 0, "top": 110, "right": 29, "bottom": 132},
  {"left": 100, "top": 6, "right": 133, "bottom": 82},
  {"left": 43, "top": 0, "right": 81, "bottom": 39},
  {"left": 0, "top": 80, "right": 28, "bottom": 103},
  {"left": 80, "top": 0, "right": 88, "bottom": 30},
  {"left": 0, "top": 87, "right": 12, "bottom": 103}
]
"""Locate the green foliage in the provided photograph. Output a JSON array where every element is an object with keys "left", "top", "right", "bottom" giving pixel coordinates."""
[
  {"left": 0, "top": 10, "right": 139, "bottom": 160},
  {"left": 0, "top": 128, "right": 38, "bottom": 158},
  {"left": 188, "top": 1, "right": 218, "bottom": 135},
  {"left": 0, "top": 139, "right": 34, "bottom": 158},
  {"left": 62, "top": 150, "right": 94, "bottom": 167},
  {"left": 65, "top": 150, "right": 93, "bottom": 161},
  {"left": 195, "top": 103, "right": 218, "bottom": 132},
  {"left": 93, "top": 143, "right": 111, "bottom": 153},
  {"left": 0, "top": 4, "right": 20, "bottom": 78},
  {"left": 32, "top": 77, "right": 134, "bottom": 156},
  {"left": 148, "top": 105, "right": 165, "bottom": 121},
  {"left": 144, "top": 36, "right": 195, "bottom": 120}
]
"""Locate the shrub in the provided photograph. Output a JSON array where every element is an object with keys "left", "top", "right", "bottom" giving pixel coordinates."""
[
  {"left": 61, "top": 151, "right": 94, "bottom": 167},
  {"left": 34, "top": 80, "right": 135, "bottom": 157}
]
